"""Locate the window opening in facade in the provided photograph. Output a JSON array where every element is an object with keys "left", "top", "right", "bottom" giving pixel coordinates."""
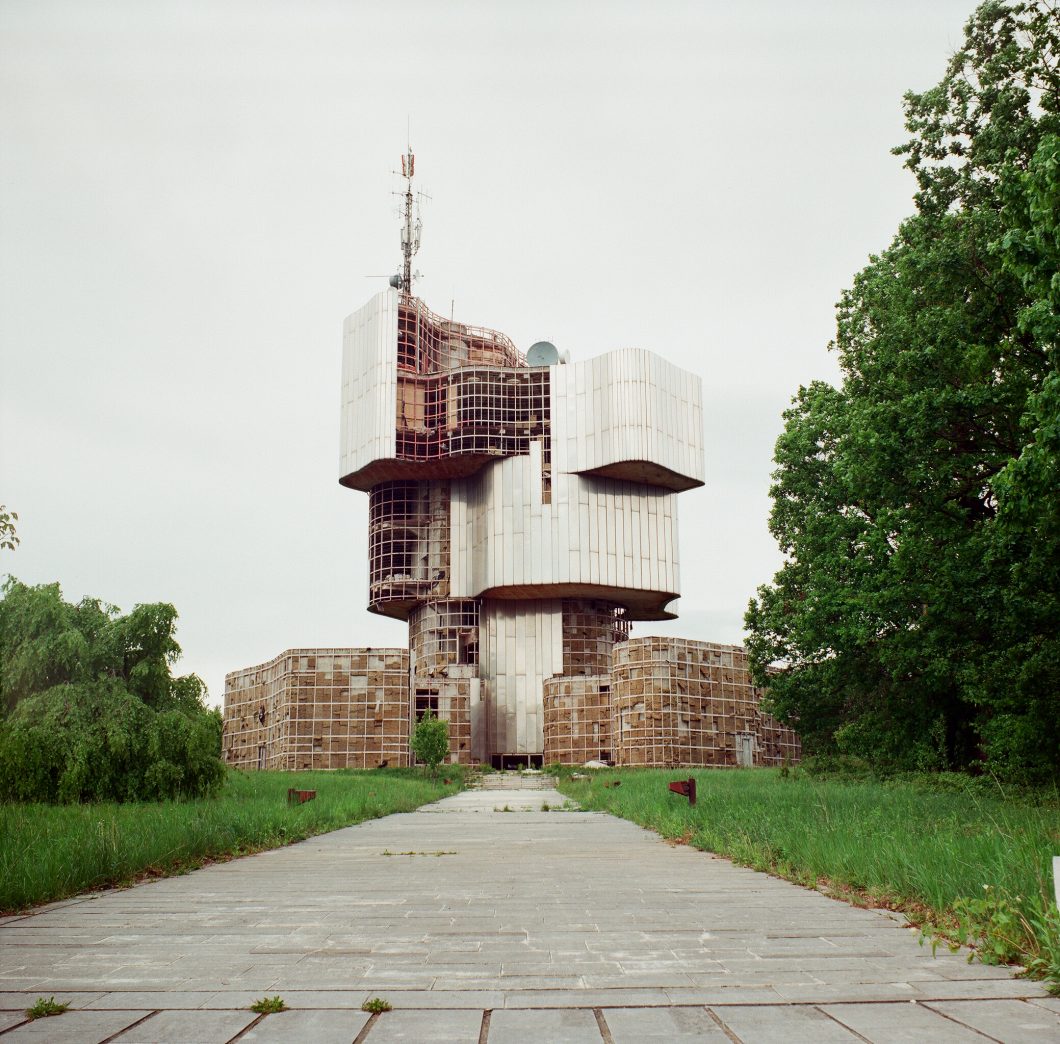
[{"left": 415, "top": 689, "right": 439, "bottom": 721}]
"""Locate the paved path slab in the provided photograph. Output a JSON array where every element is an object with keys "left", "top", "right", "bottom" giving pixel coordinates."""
[
  {"left": 0, "top": 784, "right": 1054, "bottom": 1042},
  {"left": 238, "top": 1008, "right": 370, "bottom": 1042}
]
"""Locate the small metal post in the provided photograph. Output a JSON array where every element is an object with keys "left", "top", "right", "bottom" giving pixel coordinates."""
[{"left": 667, "top": 777, "right": 696, "bottom": 805}]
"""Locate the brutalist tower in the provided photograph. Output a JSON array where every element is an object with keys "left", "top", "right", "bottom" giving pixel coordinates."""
[{"left": 338, "top": 153, "right": 705, "bottom": 767}]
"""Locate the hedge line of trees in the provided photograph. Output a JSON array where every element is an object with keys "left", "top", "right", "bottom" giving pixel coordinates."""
[
  {"left": 747, "top": 2, "right": 1060, "bottom": 781},
  {"left": 0, "top": 578, "right": 224, "bottom": 802}
]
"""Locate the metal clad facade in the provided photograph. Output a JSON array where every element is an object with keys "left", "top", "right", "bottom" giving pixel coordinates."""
[
  {"left": 339, "top": 289, "right": 399, "bottom": 482},
  {"left": 334, "top": 292, "right": 705, "bottom": 762}
]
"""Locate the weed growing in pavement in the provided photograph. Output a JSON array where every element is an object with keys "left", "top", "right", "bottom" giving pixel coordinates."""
[
  {"left": 25, "top": 997, "right": 68, "bottom": 1019},
  {"left": 382, "top": 850, "right": 457, "bottom": 857},
  {"left": 249, "top": 996, "right": 287, "bottom": 1014},
  {"left": 362, "top": 997, "right": 392, "bottom": 1013}
]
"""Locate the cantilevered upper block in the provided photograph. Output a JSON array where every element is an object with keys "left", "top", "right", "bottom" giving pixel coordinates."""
[
  {"left": 339, "top": 289, "right": 703, "bottom": 623},
  {"left": 551, "top": 349, "right": 704, "bottom": 492},
  {"left": 339, "top": 289, "right": 704, "bottom": 494},
  {"left": 449, "top": 460, "right": 683, "bottom": 619},
  {"left": 339, "top": 290, "right": 400, "bottom": 486}
]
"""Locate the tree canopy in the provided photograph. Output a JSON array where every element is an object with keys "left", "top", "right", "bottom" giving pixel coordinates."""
[
  {"left": 746, "top": 1, "right": 1060, "bottom": 781},
  {"left": 0, "top": 578, "right": 224, "bottom": 802}
]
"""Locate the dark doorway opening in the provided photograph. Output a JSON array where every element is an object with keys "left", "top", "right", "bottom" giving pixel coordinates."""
[{"left": 490, "top": 753, "right": 544, "bottom": 770}]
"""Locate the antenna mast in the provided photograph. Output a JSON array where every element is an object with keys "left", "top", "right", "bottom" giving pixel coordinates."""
[{"left": 397, "top": 147, "right": 421, "bottom": 295}]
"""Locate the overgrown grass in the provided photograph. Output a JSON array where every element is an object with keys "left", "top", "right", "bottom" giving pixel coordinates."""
[
  {"left": 557, "top": 767, "right": 1060, "bottom": 987},
  {"left": 0, "top": 767, "right": 462, "bottom": 913}
]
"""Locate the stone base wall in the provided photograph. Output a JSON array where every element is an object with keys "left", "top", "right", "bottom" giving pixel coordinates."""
[
  {"left": 412, "top": 669, "right": 475, "bottom": 766},
  {"left": 222, "top": 653, "right": 291, "bottom": 771},
  {"left": 756, "top": 711, "right": 802, "bottom": 766},
  {"left": 224, "top": 638, "right": 800, "bottom": 771},
  {"left": 609, "top": 638, "right": 801, "bottom": 769},
  {"left": 542, "top": 674, "right": 612, "bottom": 765},
  {"left": 223, "top": 648, "right": 410, "bottom": 770}
]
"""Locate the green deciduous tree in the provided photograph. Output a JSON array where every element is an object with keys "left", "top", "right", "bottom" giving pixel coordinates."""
[
  {"left": 747, "top": 1, "right": 1060, "bottom": 780},
  {"left": 0, "top": 578, "right": 224, "bottom": 801},
  {"left": 0, "top": 505, "right": 17, "bottom": 552},
  {"left": 410, "top": 711, "right": 449, "bottom": 776}
]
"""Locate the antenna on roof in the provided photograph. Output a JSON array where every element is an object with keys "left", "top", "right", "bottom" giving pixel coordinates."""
[{"left": 390, "top": 146, "right": 427, "bottom": 295}]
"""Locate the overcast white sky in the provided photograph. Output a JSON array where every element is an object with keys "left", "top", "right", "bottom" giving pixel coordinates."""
[{"left": 1, "top": 0, "right": 978, "bottom": 706}]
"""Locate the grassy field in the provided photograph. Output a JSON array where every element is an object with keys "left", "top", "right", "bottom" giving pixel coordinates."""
[
  {"left": 0, "top": 767, "right": 461, "bottom": 913},
  {"left": 556, "top": 767, "right": 1060, "bottom": 987}
]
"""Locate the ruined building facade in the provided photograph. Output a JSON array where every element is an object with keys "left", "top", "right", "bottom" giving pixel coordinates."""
[
  {"left": 340, "top": 289, "right": 702, "bottom": 768},
  {"left": 222, "top": 288, "right": 799, "bottom": 770},
  {"left": 223, "top": 638, "right": 799, "bottom": 770}
]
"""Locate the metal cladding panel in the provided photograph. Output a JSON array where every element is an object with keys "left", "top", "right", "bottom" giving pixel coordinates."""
[
  {"left": 455, "top": 455, "right": 679, "bottom": 610},
  {"left": 479, "top": 600, "right": 562, "bottom": 755},
  {"left": 449, "top": 479, "right": 475, "bottom": 598},
  {"left": 339, "top": 289, "right": 398, "bottom": 481},
  {"left": 551, "top": 349, "right": 705, "bottom": 489}
]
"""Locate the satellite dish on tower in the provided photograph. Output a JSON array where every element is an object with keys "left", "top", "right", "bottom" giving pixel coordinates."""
[{"left": 527, "top": 341, "right": 560, "bottom": 366}]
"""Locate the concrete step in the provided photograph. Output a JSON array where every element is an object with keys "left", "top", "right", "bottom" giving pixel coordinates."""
[{"left": 467, "top": 771, "right": 558, "bottom": 791}]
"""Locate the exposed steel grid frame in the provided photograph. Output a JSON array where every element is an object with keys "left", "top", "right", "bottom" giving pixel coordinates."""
[
  {"left": 611, "top": 639, "right": 801, "bottom": 768},
  {"left": 409, "top": 598, "right": 480, "bottom": 677},
  {"left": 561, "top": 599, "right": 624, "bottom": 676},
  {"left": 543, "top": 674, "right": 613, "bottom": 766},
  {"left": 368, "top": 480, "right": 451, "bottom": 613},
  {"left": 223, "top": 649, "right": 410, "bottom": 771},
  {"left": 757, "top": 712, "right": 802, "bottom": 765},
  {"left": 396, "top": 367, "right": 550, "bottom": 463},
  {"left": 222, "top": 655, "right": 290, "bottom": 770},
  {"left": 412, "top": 676, "right": 474, "bottom": 765},
  {"left": 397, "top": 297, "right": 525, "bottom": 375}
]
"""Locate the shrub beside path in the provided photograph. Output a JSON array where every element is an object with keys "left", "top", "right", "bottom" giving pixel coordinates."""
[{"left": 0, "top": 775, "right": 1056, "bottom": 1042}]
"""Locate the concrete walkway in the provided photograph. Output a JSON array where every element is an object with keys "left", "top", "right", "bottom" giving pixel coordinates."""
[{"left": 0, "top": 783, "right": 1056, "bottom": 1042}]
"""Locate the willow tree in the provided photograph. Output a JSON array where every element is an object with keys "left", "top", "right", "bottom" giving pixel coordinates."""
[{"left": 0, "top": 579, "right": 224, "bottom": 801}]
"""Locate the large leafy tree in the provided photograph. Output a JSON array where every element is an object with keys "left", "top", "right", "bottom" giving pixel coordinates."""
[
  {"left": 747, "top": 1, "right": 1060, "bottom": 779},
  {"left": 0, "top": 579, "right": 224, "bottom": 801}
]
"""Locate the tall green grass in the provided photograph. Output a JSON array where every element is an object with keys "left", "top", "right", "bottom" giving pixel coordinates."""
[
  {"left": 0, "top": 767, "right": 460, "bottom": 912},
  {"left": 557, "top": 767, "right": 1060, "bottom": 986}
]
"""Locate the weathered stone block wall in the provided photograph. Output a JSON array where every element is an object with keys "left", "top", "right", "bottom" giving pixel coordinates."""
[
  {"left": 412, "top": 669, "right": 474, "bottom": 766},
  {"left": 223, "top": 655, "right": 291, "bottom": 770},
  {"left": 756, "top": 711, "right": 802, "bottom": 766},
  {"left": 611, "top": 638, "right": 801, "bottom": 768},
  {"left": 542, "top": 674, "right": 612, "bottom": 765},
  {"left": 224, "top": 638, "right": 800, "bottom": 771},
  {"left": 223, "top": 648, "right": 410, "bottom": 770},
  {"left": 561, "top": 601, "right": 620, "bottom": 676}
]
